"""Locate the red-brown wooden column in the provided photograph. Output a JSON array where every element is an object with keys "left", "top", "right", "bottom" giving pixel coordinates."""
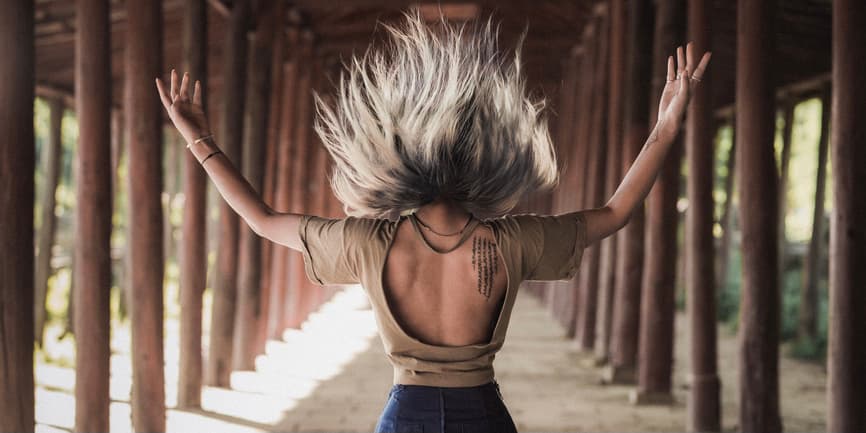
[
  {"left": 256, "top": 20, "right": 291, "bottom": 356},
  {"left": 126, "top": 0, "right": 166, "bottom": 429},
  {"left": 736, "top": 0, "right": 782, "bottom": 430},
  {"left": 633, "top": 0, "right": 684, "bottom": 405},
  {"left": 207, "top": 0, "right": 250, "bottom": 387},
  {"left": 285, "top": 33, "right": 315, "bottom": 330},
  {"left": 828, "top": 0, "right": 866, "bottom": 430},
  {"left": 266, "top": 49, "right": 299, "bottom": 341},
  {"left": 575, "top": 5, "right": 610, "bottom": 350},
  {"left": 178, "top": 0, "right": 207, "bottom": 409},
  {"left": 605, "top": 0, "right": 652, "bottom": 385},
  {"left": 685, "top": 0, "right": 720, "bottom": 429},
  {"left": 594, "top": 0, "right": 625, "bottom": 365},
  {"left": 0, "top": 0, "right": 35, "bottom": 430},
  {"left": 308, "top": 57, "right": 331, "bottom": 310},
  {"left": 233, "top": 0, "right": 280, "bottom": 371},
  {"left": 74, "top": 0, "right": 113, "bottom": 430},
  {"left": 547, "top": 50, "right": 580, "bottom": 316},
  {"left": 296, "top": 54, "right": 325, "bottom": 323},
  {"left": 559, "top": 24, "right": 596, "bottom": 334}
]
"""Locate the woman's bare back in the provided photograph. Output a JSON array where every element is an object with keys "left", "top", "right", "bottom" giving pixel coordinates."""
[{"left": 382, "top": 217, "right": 508, "bottom": 347}]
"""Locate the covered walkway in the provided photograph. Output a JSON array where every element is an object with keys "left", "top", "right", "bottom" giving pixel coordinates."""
[
  {"left": 34, "top": 286, "right": 825, "bottom": 433},
  {"left": 2, "top": 0, "right": 864, "bottom": 432}
]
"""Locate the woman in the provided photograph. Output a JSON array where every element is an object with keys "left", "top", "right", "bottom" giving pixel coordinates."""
[{"left": 155, "top": 10, "right": 710, "bottom": 433}]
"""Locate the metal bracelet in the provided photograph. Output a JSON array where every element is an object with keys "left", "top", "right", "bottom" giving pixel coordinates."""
[
  {"left": 187, "top": 133, "right": 214, "bottom": 148},
  {"left": 200, "top": 149, "right": 222, "bottom": 165}
]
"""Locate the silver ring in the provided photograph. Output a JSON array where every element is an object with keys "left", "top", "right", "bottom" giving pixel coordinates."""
[{"left": 691, "top": 75, "right": 701, "bottom": 82}]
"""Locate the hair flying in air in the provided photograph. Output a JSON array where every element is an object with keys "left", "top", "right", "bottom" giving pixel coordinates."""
[{"left": 313, "top": 8, "right": 559, "bottom": 221}]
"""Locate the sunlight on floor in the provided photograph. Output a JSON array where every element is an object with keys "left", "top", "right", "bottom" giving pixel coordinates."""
[{"left": 35, "top": 285, "right": 378, "bottom": 433}]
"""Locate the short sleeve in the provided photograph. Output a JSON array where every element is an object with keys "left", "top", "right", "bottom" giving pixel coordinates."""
[
  {"left": 297, "top": 215, "right": 363, "bottom": 285},
  {"left": 517, "top": 212, "right": 588, "bottom": 281}
]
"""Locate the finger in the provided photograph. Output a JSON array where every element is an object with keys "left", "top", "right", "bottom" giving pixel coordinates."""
[
  {"left": 667, "top": 56, "right": 675, "bottom": 82},
  {"left": 693, "top": 52, "right": 712, "bottom": 80},
  {"left": 676, "top": 46, "right": 685, "bottom": 78},
  {"left": 686, "top": 42, "right": 695, "bottom": 75},
  {"left": 170, "top": 69, "right": 178, "bottom": 101},
  {"left": 193, "top": 80, "right": 202, "bottom": 106},
  {"left": 180, "top": 72, "right": 191, "bottom": 101},
  {"left": 155, "top": 78, "right": 172, "bottom": 110}
]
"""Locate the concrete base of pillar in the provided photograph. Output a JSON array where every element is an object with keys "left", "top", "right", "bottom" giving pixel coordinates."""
[
  {"left": 601, "top": 364, "right": 636, "bottom": 385},
  {"left": 629, "top": 389, "right": 675, "bottom": 406},
  {"left": 581, "top": 354, "right": 608, "bottom": 369}
]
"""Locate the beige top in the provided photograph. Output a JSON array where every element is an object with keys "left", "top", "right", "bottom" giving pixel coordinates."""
[{"left": 297, "top": 211, "right": 588, "bottom": 387}]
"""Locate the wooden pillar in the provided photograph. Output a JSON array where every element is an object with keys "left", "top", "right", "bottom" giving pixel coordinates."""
[
  {"left": 575, "top": 4, "right": 610, "bottom": 351},
  {"left": 74, "top": 0, "right": 113, "bottom": 430},
  {"left": 285, "top": 33, "right": 315, "bottom": 331},
  {"left": 685, "top": 0, "right": 720, "bottom": 429},
  {"left": 35, "top": 98, "right": 64, "bottom": 347},
  {"left": 257, "top": 28, "right": 294, "bottom": 353},
  {"left": 126, "top": 0, "right": 166, "bottom": 430},
  {"left": 308, "top": 59, "right": 331, "bottom": 311},
  {"left": 207, "top": 0, "right": 250, "bottom": 387},
  {"left": 296, "top": 54, "right": 325, "bottom": 325},
  {"left": 798, "top": 87, "right": 829, "bottom": 343},
  {"left": 0, "top": 0, "right": 35, "bottom": 430},
  {"left": 560, "top": 24, "right": 596, "bottom": 335},
  {"left": 828, "top": 0, "right": 866, "bottom": 430},
  {"left": 266, "top": 53, "right": 300, "bottom": 340},
  {"left": 178, "top": 0, "right": 207, "bottom": 409},
  {"left": 549, "top": 56, "right": 580, "bottom": 324},
  {"left": 605, "top": 0, "right": 652, "bottom": 385},
  {"left": 736, "top": 0, "right": 782, "bottom": 431},
  {"left": 256, "top": 20, "right": 289, "bottom": 356},
  {"left": 594, "top": 0, "right": 625, "bottom": 365},
  {"left": 633, "top": 0, "right": 684, "bottom": 404},
  {"left": 232, "top": 0, "right": 280, "bottom": 371}
]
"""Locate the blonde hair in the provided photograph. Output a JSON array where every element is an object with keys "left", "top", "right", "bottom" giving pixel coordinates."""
[{"left": 313, "top": 9, "right": 559, "bottom": 221}]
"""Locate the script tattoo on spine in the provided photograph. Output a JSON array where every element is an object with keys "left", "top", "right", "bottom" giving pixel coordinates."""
[{"left": 471, "top": 236, "right": 498, "bottom": 300}]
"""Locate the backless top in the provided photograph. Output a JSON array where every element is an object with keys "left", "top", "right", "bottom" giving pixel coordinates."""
[{"left": 297, "top": 211, "right": 588, "bottom": 387}]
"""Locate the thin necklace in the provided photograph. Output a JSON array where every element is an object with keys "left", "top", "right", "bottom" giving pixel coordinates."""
[{"left": 412, "top": 212, "right": 474, "bottom": 236}]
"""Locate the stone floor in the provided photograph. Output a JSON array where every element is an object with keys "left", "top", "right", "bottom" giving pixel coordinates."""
[{"left": 35, "top": 283, "right": 827, "bottom": 432}]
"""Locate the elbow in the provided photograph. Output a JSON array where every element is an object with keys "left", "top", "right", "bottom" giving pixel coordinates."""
[
  {"left": 246, "top": 207, "right": 275, "bottom": 238},
  {"left": 602, "top": 203, "right": 630, "bottom": 233}
]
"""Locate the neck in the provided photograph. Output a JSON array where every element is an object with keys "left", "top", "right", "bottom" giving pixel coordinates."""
[{"left": 414, "top": 198, "right": 472, "bottom": 234}]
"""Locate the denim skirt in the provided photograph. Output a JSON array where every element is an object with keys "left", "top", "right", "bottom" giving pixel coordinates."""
[{"left": 374, "top": 379, "right": 518, "bottom": 433}]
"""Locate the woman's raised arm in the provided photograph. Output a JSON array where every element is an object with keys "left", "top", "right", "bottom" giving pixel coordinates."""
[
  {"left": 580, "top": 42, "right": 711, "bottom": 246},
  {"left": 155, "top": 69, "right": 305, "bottom": 251}
]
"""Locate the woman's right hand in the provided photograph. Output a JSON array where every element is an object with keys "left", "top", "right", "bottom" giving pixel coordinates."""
[{"left": 155, "top": 69, "right": 211, "bottom": 144}]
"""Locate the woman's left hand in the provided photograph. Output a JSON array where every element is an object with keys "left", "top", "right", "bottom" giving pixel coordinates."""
[{"left": 655, "top": 42, "right": 712, "bottom": 141}]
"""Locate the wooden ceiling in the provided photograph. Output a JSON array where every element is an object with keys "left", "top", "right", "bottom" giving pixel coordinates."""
[{"left": 33, "top": 0, "right": 832, "bottom": 119}]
